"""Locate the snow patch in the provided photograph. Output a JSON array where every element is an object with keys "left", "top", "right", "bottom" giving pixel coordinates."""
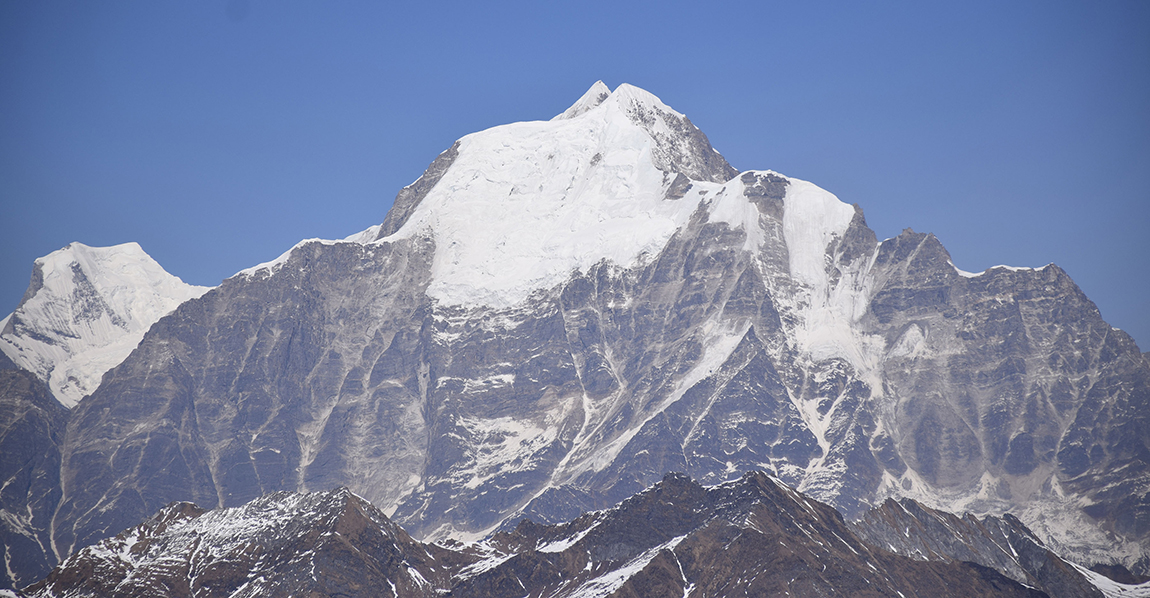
[
  {"left": 569, "top": 534, "right": 689, "bottom": 597},
  {"left": 887, "top": 324, "right": 927, "bottom": 360},
  {"left": 780, "top": 177, "right": 856, "bottom": 289},
  {"left": 457, "top": 547, "right": 515, "bottom": 579},
  {"left": 536, "top": 519, "right": 603, "bottom": 553},
  {"left": 773, "top": 174, "right": 885, "bottom": 382},
  {"left": 948, "top": 261, "right": 1053, "bottom": 279},
  {"left": 456, "top": 415, "right": 559, "bottom": 490},
  {"left": 705, "top": 176, "right": 768, "bottom": 251},
  {"left": 1071, "top": 562, "right": 1150, "bottom": 598},
  {"left": 949, "top": 260, "right": 980, "bottom": 278}
]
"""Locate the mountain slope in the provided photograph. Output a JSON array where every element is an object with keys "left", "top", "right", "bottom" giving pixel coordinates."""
[
  {"left": 456, "top": 472, "right": 1048, "bottom": 598},
  {"left": 5, "top": 82, "right": 1146, "bottom": 585},
  {"left": 852, "top": 497, "right": 1104, "bottom": 598},
  {"left": 25, "top": 488, "right": 457, "bottom": 598},
  {"left": 0, "top": 365, "right": 68, "bottom": 589}
]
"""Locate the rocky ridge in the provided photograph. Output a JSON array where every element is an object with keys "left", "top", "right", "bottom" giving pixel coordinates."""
[
  {"left": 21, "top": 472, "right": 1073, "bottom": 598},
  {"left": 0, "top": 364, "right": 68, "bottom": 589},
  {"left": 852, "top": 497, "right": 1105, "bottom": 597}
]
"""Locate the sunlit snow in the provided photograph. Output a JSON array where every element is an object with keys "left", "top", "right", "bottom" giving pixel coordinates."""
[{"left": 0, "top": 242, "right": 210, "bottom": 407}]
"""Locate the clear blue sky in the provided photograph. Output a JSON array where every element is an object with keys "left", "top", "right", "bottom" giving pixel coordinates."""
[{"left": 2, "top": 1, "right": 1148, "bottom": 349}]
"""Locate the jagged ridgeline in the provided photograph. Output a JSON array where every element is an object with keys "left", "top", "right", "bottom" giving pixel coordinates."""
[
  {"left": 1, "top": 82, "right": 1147, "bottom": 592},
  {"left": 21, "top": 473, "right": 1100, "bottom": 598}
]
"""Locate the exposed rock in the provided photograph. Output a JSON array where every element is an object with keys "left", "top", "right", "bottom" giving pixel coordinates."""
[
  {"left": 25, "top": 488, "right": 458, "bottom": 598},
  {"left": 375, "top": 141, "right": 461, "bottom": 240},
  {"left": 24, "top": 474, "right": 1051, "bottom": 598},
  {"left": 853, "top": 497, "right": 1104, "bottom": 597},
  {"left": 0, "top": 368, "right": 68, "bottom": 589}
]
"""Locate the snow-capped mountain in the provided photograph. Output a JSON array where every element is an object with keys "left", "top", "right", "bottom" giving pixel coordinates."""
[
  {"left": 22, "top": 473, "right": 1078, "bottom": 598},
  {"left": 2, "top": 82, "right": 1147, "bottom": 590},
  {"left": 0, "top": 242, "right": 210, "bottom": 407}
]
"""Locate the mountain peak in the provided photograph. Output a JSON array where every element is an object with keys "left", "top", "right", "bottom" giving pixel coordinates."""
[
  {"left": 552, "top": 81, "right": 684, "bottom": 124},
  {"left": 25, "top": 487, "right": 448, "bottom": 598},
  {"left": 0, "top": 241, "right": 210, "bottom": 407},
  {"left": 608, "top": 82, "right": 680, "bottom": 115},
  {"left": 375, "top": 81, "right": 743, "bottom": 309},
  {"left": 551, "top": 80, "right": 612, "bottom": 120}
]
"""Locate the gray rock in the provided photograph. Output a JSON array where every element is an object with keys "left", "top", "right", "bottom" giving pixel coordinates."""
[
  {"left": 52, "top": 237, "right": 436, "bottom": 558},
  {"left": 376, "top": 141, "right": 461, "bottom": 239},
  {"left": 0, "top": 368, "right": 67, "bottom": 590},
  {"left": 853, "top": 497, "right": 1104, "bottom": 598}
]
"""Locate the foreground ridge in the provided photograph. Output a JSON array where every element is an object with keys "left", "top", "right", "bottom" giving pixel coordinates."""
[{"left": 24, "top": 472, "right": 1121, "bottom": 598}]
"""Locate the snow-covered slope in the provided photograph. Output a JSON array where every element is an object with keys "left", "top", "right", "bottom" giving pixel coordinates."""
[
  {"left": 1073, "top": 565, "right": 1150, "bottom": 598},
  {"left": 379, "top": 82, "right": 745, "bottom": 308},
  {"left": 0, "top": 242, "right": 210, "bottom": 407},
  {"left": 244, "top": 81, "right": 852, "bottom": 320}
]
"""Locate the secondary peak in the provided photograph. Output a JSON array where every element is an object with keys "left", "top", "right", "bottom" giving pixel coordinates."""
[{"left": 552, "top": 80, "right": 612, "bottom": 120}]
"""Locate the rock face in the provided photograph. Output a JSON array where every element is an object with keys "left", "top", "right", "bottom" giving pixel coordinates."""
[
  {"left": 852, "top": 497, "right": 1104, "bottom": 598},
  {"left": 49, "top": 238, "right": 436, "bottom": 560},
  {"left": 23, "top": 473, "right": 1052, "bottom": 598},
  {"left": 2, "top": 82, "right": 1148, "bottom": 587},
  {"left": 862, "top": 234, "right": 1150, "bottom": 570},
  {"left": 0, "top": 365, "right": 68, "bottom": 589}
]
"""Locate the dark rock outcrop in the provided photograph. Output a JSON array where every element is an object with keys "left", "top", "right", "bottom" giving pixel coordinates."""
[
  {"left": 26, "top": 488, "right": 459, "bottom": 598},
  {"left": 24, "top": 473, "right": 1052, "bottom": 598}
]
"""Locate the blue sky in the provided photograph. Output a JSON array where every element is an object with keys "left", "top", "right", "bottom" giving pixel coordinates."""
[{"left": 2, "top": 1, "right": 1148, "bottom": 349}]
